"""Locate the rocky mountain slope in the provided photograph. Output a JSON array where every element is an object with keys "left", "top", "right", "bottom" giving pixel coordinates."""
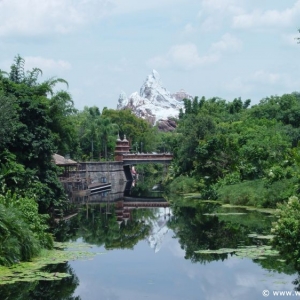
[{"left": 117, "top": 70, "right": 193, "bottom": 130}]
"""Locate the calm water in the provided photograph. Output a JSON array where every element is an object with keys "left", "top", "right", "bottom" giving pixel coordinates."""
[{"left": 1, "top": 179, "right": 300, "bottom": 300}]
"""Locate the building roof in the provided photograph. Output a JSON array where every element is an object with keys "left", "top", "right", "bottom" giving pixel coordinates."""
[{"left": 52, "top": 153, "right": 77, "bottom": 166}]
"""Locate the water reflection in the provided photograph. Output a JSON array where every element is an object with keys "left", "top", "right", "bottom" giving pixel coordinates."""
[
  {"left": 2, "top": 175, "right": 300, "bottom": 299},
  {"left": 167, "top": 197, "right": 295, "bottom": 274},
  {"left": 54, "top": 176, "right": 171, "bottom": 251},
  {"left": 168, "top": 198, "right": 271, "bottom": 262},
  {"left": 57, "top": 188, "right": 300, "bottom": 299},
  {"left": 55, "top": 199, "right": 171, "bottom": 251}
]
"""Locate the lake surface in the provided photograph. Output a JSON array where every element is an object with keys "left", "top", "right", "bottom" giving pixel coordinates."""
[{"left": 1, "top": 179, "right": 300, "bottom": 300}]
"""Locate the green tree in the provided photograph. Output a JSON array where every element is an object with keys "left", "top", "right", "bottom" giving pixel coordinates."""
[
  {"left": 0, "top": 92, "right": 18, "bottom": 149},
  {"left": 102, "top": 108, "right": 158, "bottom": 152},
  {"left": 48, "top": 90, "right": 79, "bottom": 157},
  {"left": 271, "top": 196, "right": 300, "bottom": 267},
  {"left": 0, "top": 55, "right": 68, "bottom": 212}
]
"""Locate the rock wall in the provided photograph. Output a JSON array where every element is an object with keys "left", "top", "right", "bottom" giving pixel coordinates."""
[{"left": 72, "top": 161, "right": 126, "bottom": 183}]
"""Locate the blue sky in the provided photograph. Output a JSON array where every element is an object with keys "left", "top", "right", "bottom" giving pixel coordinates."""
[{"left": 1, "top": 0, "right": 300, "bottom": 110}]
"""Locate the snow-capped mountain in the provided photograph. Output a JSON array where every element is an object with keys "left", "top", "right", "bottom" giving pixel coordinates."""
[
  {"left": 145, "top": 207, "right": 172, "bottom": 253},
  {"left": 117, "top": 70, "right": 193, "bottom": 127}
]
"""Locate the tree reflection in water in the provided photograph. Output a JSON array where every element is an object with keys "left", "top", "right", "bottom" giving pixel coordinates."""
[
  {"left": 5, "top": 194, "right": 300, "bottom": 297},
  {"left": 54, "top": 201, "right": 158, "bottom": 250},
  {"left": 167, "top": 197, "right": 298, "bottom": 278},
  {"left": 0, "top": 200, "right": 163, "bottom": 299}
]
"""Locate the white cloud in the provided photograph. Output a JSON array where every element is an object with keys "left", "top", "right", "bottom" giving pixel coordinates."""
[
  {"left": 0, "top": 0, "right": 186, "bottom": 37},
  {"left": 235, "top": 273, "right": 257, "bottom": 288},
  {"left": 147, "top": 56, "right": 171, "bottom": 69},
  {"left": 147, "top": 43, "right": 219, "bottom": 71},
  {"left": 211, "top": 33, "right": 242, "bottom": 52},
  {"left": 0, "top": 0, "right": 113, "bottom": 37},
  {"left": 24, "top": 56, "right": 71, "bottom": 71},
  {"left": 112, "top": 0, "right": 184, "bottom": 14},
  {"left": 225, "top": 77, "right": 253, "bottom": 94},
  {"left": 225, "top": 70, "right": 283, "bottom": 95},
  {"left": 168, "top": 44, "right": 219, "bottom": 69},
  {"left": 183, "top": 23, "right": 196, "bottom": 34},
  {"left": 252, "top": 70, "right": 281, "bottom": 85},
  {"left": 251, "top": 70, "right": 300, "bottom": 90},
  {"left": 200, "top": 17, "right": 222, "bottom": 31},
  {"left": 198, "top": 0, "right": 244, "bottom": 31},
  {"left": 224, "top": 69, "right": 300, "bottom": 100},
  {"left": 232, "top": 0, "right": 300, "bottom": 29},
  {"left": 201, "top": 0, "right": 243, "bottom": 14},
  {"left": 147, "top": 33, "right": 241, "bottom": 71}
]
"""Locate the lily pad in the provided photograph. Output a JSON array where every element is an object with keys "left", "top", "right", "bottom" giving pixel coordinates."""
[
  {"left": 195, "top": 244, "right": 279, "bottom": 260},
  {"left": 0, "top": 242, "right": 104, "bottom": 285}
]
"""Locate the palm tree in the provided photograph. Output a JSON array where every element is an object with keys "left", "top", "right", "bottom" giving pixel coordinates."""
[
  {"left": 99, "top": 117, "right": 118, "bottom": 160},
  {"left": 9, "top": 55, "right": 68, "bottom": 93}
]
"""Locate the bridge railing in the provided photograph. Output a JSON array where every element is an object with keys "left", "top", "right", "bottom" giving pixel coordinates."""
[{"left": 122, "top": 153, "right": 173, "bottom": 160}]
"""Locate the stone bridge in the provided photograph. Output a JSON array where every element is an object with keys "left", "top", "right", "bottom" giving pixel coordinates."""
[{"left": 122, "top": 153, "right": 173, "bottom": 165}]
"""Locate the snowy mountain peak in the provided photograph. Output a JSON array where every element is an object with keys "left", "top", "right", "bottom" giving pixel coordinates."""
[
  {"left": 117, "top": 91, "right": 128, "bottom": 109},
  {"left": 140, "top": 69, "right": 173, "bottom": 105},
  {"left": 152, "top": 69, "right": 160, "bottom": 81},
  {"left": 144, "top": 69, "right": 161, "bottom": 86},
  {"left": 117, "top": 70, "right": 193, "bottom": 127}
]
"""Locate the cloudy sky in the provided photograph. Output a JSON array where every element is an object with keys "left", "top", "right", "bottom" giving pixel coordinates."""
[{"left": 1, "top": 0, "right": 300, "bottom": 110}]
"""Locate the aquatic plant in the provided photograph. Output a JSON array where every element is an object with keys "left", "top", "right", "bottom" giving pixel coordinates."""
[
  {"left": 0, "top": 242, "right": 102, "bottom": 285},
  {"left": 195, "top": 244, "right": 279, "bottom": 260}
]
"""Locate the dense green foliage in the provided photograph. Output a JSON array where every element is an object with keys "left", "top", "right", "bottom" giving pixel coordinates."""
[
  {"left": 0, "top": 56, "right": 69, "bottom": 265},
  {"left": 0, "top": 56, "right": 68, "bottom": 214},
  {"left": 102, "top": 108, "right": 159, "bottom": 153},
  {"left": 65, "top": 106, "right": 158, "bottom": 161},
  {"left": 0, "top": 167, "right": 53, "bottom": 266},
  {"left": 271, "top": 196, "right": 300, "bottom": 267},
  {"left": 167, "top": 94, "right": 300, "bottom": 208}
]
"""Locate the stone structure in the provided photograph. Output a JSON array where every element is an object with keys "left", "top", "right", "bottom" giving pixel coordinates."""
[
  {"left": 70, "top": 161, "right": 126, "bottom": 183},
  {"left": 114, "top": 135, "right": 130, "bottom": 161}
]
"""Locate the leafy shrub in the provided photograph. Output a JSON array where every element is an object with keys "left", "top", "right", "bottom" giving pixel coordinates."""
[
  {"left": 217, "top": 171, "right": 241, "bottom": 187},
  {"left": 271, "top": 196, "right": 300, "bottom": 267},
  {"left": 217, "top": 178, "right": 296, "bottom": 207},
  {"left": 14, "top": 196, "right": 53, "bottom": 249},
  {"left": 168, "top": 175, "right": 203, "bottom": 194},
  {"left": 262, "top": 178, "right": 297, "bottom": 207},
  {"left": 217, "top": 180, "right": 264, "bottom": 206},
  {"left": 0, "top": 204, "right": 40, "bottom": 266},
  {"left": 0, "top": 190, "right": 53, "bottom": 266}
]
